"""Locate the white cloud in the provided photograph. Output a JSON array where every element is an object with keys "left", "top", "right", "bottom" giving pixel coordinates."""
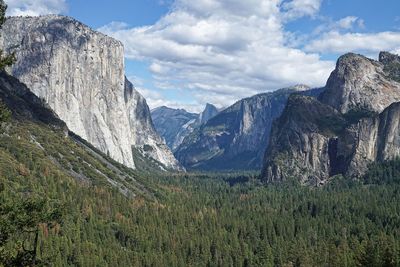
[
  {"left": 100, "top": 0, "right": 334, "bottom": 109},
  {"left": 281, "top": 0, "right": 322, "bottom": 21},
  {"left": 305, "top": 31, "right": 400, "bottom": 54},
  {"left": 311, "top": 16, "right": 365, "bottom": 36},
  {"left": 336, "top": 16, "right": 364, "bottom": 30},
  {"left": 5, "top": 0, "right": 67, "bottom": 16},
  {"left": 137, "top": 86, "right": 202, "bottom": 113}
]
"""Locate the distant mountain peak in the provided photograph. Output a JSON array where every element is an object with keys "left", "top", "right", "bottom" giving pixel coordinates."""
[{"left": 199, "top": 103, "right": 219, "bottom": 124}]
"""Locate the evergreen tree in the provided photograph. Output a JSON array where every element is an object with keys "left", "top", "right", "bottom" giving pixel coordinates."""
[{"left": 0, "top": 0, "right": 15, "bottom": 70}]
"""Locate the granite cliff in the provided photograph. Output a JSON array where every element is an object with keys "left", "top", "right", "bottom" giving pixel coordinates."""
[
  {"left": 0, "top": 15, "right": 182, "bottom": 171},
  {"left": 262, "top": 52, "right": 400, "bottom": 185}
]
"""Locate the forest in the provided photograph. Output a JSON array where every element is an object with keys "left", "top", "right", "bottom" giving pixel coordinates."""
[{"left": 0, "top": 106, "right": 399, "bottom": 266}]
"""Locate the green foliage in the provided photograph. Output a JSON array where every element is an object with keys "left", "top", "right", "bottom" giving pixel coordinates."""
[
  {"left": 142, "top": 144, "right": 153, "bottom": 152},
  {"left": 364, "top": 157, "right": 400, "bottom": 185},
  {"left": 384, "top": 61, "right": 400, "bottom": 82},
  {"left": 344, "top": 108, "right": 377, "bottom": 124},
  {"left": 0, "top": 1, "right": 15, "bottom": 70},
  {"left": 316, "top": 114, "right": 347, "bottom": 136},
  {"left": 0, "top": 193, "right": 62, "bottom": 266},
  {"left": 0, "top": 101, "right": 10, "bottom": 122},
  {"left": 0, "top": 108, "right": 399, "bottom": 266}
]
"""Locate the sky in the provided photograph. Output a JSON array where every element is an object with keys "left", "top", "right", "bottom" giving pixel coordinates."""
[{"left": 5, "top": 0, "right": 400, "bottom": 112}]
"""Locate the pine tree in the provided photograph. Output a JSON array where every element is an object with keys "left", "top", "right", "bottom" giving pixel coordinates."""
[{"left": 0, "top": 0, "right": 15, "bottom": 70}]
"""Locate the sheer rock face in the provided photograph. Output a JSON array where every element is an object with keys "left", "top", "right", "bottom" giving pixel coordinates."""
[
  {"left": 262, "top": 95, "right": 346, "bottom": 186},
  {"left": 319, "top": 53, "right": 400, "bottom": 114},
  {"left": 175, "top": 85, "right": 323, "bottom": 171},
  {"left": 0, "top": 15, "right": 181, "bottom": 170},
  {"left": 124, "top": 79, "right": 183, "bottom": 170},
  {"left": 347, "top": 102, "right": 400, "bottom": 177},
  {"left": 199, "top": 103, "right": 219, "bottom": 124},
  {"left": 262, "top": 52, "right": 400, "bottom": 185}
]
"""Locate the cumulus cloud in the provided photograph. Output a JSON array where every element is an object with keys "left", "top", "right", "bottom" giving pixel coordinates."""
[
  {"left": 100, "top": 0, "right": 335, "bottom": 109},
  {"left": 305, "top": 31, "right": 400, "bottom": 54},
  {"left": 281, "top": 0, "right": 322, "bottom": 21},
  {"left": 137, "top": 86, "right": 202, "bottom": 113},
  {"left": 5, "top": 0, "right": 67, "bottom": 16},
  {"left": 336, "top": 16, "right": 364, "bottom": 30}
]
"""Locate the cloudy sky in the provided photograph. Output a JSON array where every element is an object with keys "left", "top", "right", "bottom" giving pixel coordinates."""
[{"left": 5, "top": 0, "right": 400, "bottom": 112}]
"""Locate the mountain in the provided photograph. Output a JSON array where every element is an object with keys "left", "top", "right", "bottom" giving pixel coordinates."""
[
  {"left": 262, "top": 52, "right": 400, "bottom": 185},
  {"left": 0, "top": 15, "right": 182, "bottom": 171},
  {"left": 319, "top": 52, "right": 400, "bottom": 113},
  {"left": 199, "top": 103, "right": 219, "bottom": 124},
  {"left": 151, "top": 106, "right": 198, "bottom": 151},
  {"left": 151, "top": 103, "right": 219, "bottom": 151},
  {"left": 0, "top": 70, "right": 152, "bottom": 198},
  {"left": 174, "top": 85, "right": 324, "bottom": 171}
]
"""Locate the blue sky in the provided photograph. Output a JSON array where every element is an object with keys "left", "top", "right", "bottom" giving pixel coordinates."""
[{"left": 5, "top": 0, "right": 400, "bottom": 112}]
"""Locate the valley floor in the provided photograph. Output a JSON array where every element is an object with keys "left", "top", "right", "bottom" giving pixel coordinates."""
[
  {"left": 2, "top": 153, "right": 400, "bottom": 266},
  {"left": 0, "top": 113, "right": 398, "bottom": 266}
]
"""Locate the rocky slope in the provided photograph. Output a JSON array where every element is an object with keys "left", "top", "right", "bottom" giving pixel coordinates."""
[
  {"left": 0, "top": 71, "right": 152, "bottom": 198},
  {"left": 151, "top": 103, "right": 219, "bottom": 152},
  {"left": 262, "top": 52, "right": 400, "bottom": 185},
  {"left": 175, "top": 85, "right": 323, "bottom": 170},
  {"left": 124, "top": 79, "right": 183, "bottom": 170},
  {"left": 0, "top": 15, "right": 182, "bottom": 171}
]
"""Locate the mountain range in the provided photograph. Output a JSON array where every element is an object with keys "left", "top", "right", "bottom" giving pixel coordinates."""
[
  {"left": 151, "top": 103, "right": 219, "bottom": 151},
  {"left": 1, "top": 15, "right": 400, "bottom": 187},
  {"left": 172, "top": 85, "right": 323, "bottom": 171}
]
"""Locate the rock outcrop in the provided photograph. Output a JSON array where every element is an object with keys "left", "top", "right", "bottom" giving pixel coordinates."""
[
  {"left": 124, "top": 79, "right": 183, "bottom": 170},
  {"left": 379, "top": 51, "right": 400, "bottom": 82},
  {"left": 319, "top": 53, "right": 400, "bottom": 114},
  {"left": 262, "top": 52, "right": 400, "bottom": 185},
  {"left": 175, "top": 85, "right": 323, "bottom": 170},
  {"left": 262, "top": 95, "right": 346, "bottom": 186},
  {"left": 0, "top": 15, "right": 182, "bottom": 170},
  {"left": 199, "top": 103, "right": 219, "bottom": 124}
]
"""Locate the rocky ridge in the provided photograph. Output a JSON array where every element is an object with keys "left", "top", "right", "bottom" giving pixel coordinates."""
[
  {"left": 151, "top": 103, "right": 218, "bottom": 151},
  {"left": 175, "top": 85, "right": 323, "bottom": 170},
  {"left": 262, "top": 52, "right": 400, "bottom": 185}
]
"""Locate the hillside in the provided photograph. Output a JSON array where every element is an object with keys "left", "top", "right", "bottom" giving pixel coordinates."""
[{"left": 0, "top": 71, "right": 399, "bottom": 266}]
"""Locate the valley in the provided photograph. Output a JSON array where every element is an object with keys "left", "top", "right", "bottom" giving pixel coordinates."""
[{"left": 0, "top": 1, "right": 400, "bottom": 266}]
